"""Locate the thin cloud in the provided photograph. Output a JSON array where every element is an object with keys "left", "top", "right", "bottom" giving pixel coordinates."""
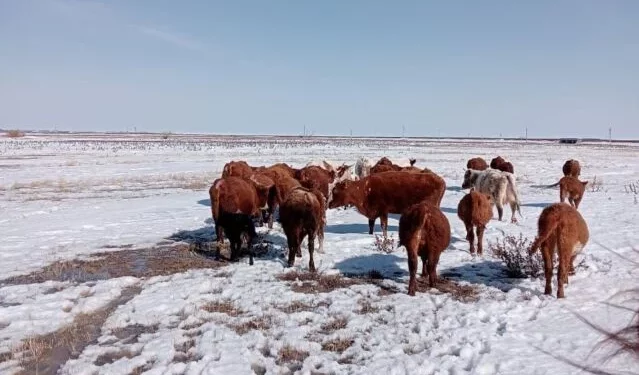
[{"left": 136, "top": 26, "right": 207, "bottom": 52}]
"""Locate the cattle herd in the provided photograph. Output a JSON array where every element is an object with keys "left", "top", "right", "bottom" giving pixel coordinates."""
[{"left": 209, "top": 156, "right": 590, "bottom": 299}]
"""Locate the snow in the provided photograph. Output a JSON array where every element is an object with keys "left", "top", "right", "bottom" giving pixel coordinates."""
[{"left": 1, "top": 136, "right": 638, "bottom": 374}]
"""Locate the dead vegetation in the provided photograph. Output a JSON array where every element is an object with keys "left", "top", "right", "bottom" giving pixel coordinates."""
[
  {"left": 588, "top": 176, "right": 604, "bottom": 192},
  {"left": 489, "top": 233, "right": 543, "bottom": 278},
  {"left": 320, "top": 316, "right": 348, "bottom": 333},
  {"left": 1, "top": 244, "right": 223, "bottom": 286},
  {"left": 276, "top": 345, "right": 309, "bottom": 365},
  {"left": 5, "top": 129, "right": 25, "bottom": 138},
  {"left": 201, "top": 299, "right": 244, "bottom": 316},
  {"left": 94, "top": 348, "right": 139, "bottom": 366},
  {"left": 355, "top": 299, "right": 380, "bottom": 315},
  {"left": 274, "top": 299, "right": 329, "bottom": 314},
  {"left": 229, "top": 316, "right": 274, "bottom": 335},
  {"left": 321, "top": 337, "right": 355, "bottom": 353},
  {"left": 276, "top": 270, "right": 362, "bottom": 294},
  {"left": 10, "top": 285, "right": 141, "bottom": 375},
  {"left": 373, "top": 234, "right": 396, "bottom": 253},
  {"left": 172, "top": 338, "right": 200, "bottom": 363},
  {"left": 109, "top": 323, "right": 160, "bottom": 345}
]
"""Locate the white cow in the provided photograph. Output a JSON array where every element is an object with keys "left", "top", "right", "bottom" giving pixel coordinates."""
[{"left": 462, "top": 169, "right": 522, "bottom": 223}]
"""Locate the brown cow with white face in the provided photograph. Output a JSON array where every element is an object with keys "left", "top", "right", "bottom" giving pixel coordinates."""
[{"left": 328, "top": 170, "right": 446, "bottom": 237}]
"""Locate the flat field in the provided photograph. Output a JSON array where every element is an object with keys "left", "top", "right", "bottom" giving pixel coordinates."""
[{"left": 0, "top": 134, "right": 637, "bottom": 375}]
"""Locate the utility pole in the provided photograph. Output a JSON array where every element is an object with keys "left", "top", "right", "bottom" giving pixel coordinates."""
[
  {"left": 525, "top": 127, "right": 528, "bottom": 142},
  {"left": 402, "top": 125, "right": 405, "bottom": 138},
  {"left": 609, "top": 127, "right": 612, "bottom": 143},
  {"left": 303, "top": 125, "right": 306, "bottom": 137}
]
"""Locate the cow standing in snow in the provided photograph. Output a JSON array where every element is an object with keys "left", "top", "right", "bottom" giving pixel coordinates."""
[{"left": 461, "top": 169, "right": 522, "bottom": 223}]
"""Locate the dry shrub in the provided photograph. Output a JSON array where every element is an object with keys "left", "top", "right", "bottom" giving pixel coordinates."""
[
  {"left": 489, "top": 233, "right": 543, "bottom": 278},
  {"left": 5, "top": 129, "right": 25, "bottom": 138},
  {"left": 373, "top": 234, "right": 396, "bottom": 253},
  {"left": 589, "top": 176, "right": 604, "bottom": 192},
  {"left": 229, "top": 316, "right": 273, "bottom": 335},
  {"left": 431, "top": 278, "right": 480, "bottom": 303},
  {"left": 625, "top": 181, "right": 639, "bottom": 205},
  {"left": 321, "top": 337, "right": 354, "bottom": 353},
  {"left": 201, "top": 299, "right": 244, "bottom": 316},
  {"left": 276, "top": 345, "right": 309, "bottom": 365}
]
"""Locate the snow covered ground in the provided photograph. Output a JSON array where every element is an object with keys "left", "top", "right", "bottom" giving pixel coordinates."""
[{"left": 0, "top": 135, "right": 638, "bottom": 374}]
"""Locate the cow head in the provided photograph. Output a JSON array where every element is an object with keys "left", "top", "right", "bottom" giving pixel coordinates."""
[
  {"left": 462, "top": 170, "right": 479, "bottom": 190},
  {"left": 335, "top": 164, "right": 353, "bottom": 182},
  {"left": 328, "top": 180, "right": 355, "bottom": 209}
]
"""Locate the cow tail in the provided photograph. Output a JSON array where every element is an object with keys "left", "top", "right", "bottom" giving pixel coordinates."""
[
  {"left": 547, "top": 181, "right": 560, "bottom": 188},
  {"left": 211, "top": 182, "right": 221, "bottom": 221},
  {"left": 506, "top": 174, "right": 523, "bottom": 218},
  {"left": 529, "top": 219, "right": 559, "bottom": 255}
]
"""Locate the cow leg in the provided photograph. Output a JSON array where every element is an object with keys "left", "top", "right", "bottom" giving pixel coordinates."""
[
  {"left": 496, "top": 201, "right": 504, "bottom": 221},
  {"left": 287, "top": 234, "right": 299, "bottom": 268},
  {"left": 476, "top": 225, "right": 486, "bottom": 256},
  {"left": 407, "top": 246, "right": 419, "bottom": 296},
  {"left": 368, "top": 218, "right": 376, "bottom": 235},
  {"left": 510, "top": 202, "right": 518, "bottom": 223},
  {"left": 215, "top": 223, "right": 224, "bottom": 243},
  {"left": 557, "top": 248, "right": 568, "bottom": 299},
  {"left": 569, "top": 254, "right": 577, "bottom": 276},
  {"left": 427, "top": 249, "right": 441, "bottom": 288},
  {"left": 542, "top": 243, "right": 553, "bottom": 296},
  {"left": 247, "top": 220, "right": 257, "bottom": 266},
  {"left": 308, "top": 233, "right": 316, "bottom": 272},
  {"left": 380, "top": 213, "right": 389, "bottom": 238},
  {"left": 420, "top": 253, "right": 427, "bottom": 278},
  {"left": 465, "top": 222, "right": 475, "bottom": 255}
]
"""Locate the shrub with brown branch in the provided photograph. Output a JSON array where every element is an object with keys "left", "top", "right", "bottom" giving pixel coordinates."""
[
  {"left": 373, "top": 234, "right": 396, "bottom": 253},
  {"left": 322, "top": 337, "right": 354, "bottom": 353},
  {"left": 589, "top": 176, "right": 604, "bottom": 192},
  {"left": 5, "top": 129, "right": 25, "bottom": 138},
  {"left": 625, "top": 181, "right": 639, "bottom": 205},
  {"left": 276, "top": 345, "right": 309, "bottom": 365},
  {"left": 489, "top": 233, "right": 543, "bottom": 278},
  {"left": 201, "top": 299, "right": 244, "bottom": 316}
]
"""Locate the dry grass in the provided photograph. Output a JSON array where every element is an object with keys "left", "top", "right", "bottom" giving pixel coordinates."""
[
  {"left": 373, "top": 234, "right": 396, "bottom": 253},
  {"left": 274, "top": 299, "right": 328, "bottom": 314},
  {"left": 321, "top": 338, "right": 355, "bottom": 353},
  {"left": 320, "top": 316, "right": 348, "bottom": 333},
  {"left": 11, "top": 285, "right": 141, "bottom": 375},
  {"left": 229, "top": 316, "right": 274, "bottom": 335},
  {"left": 5, "top": 129, "right": 25, "bottom": 138},
  {"left": 355, "top": 299, "right": 380, "bottom": 315},
  {"left": 431, "top": 278, "right": 481, "bottom": 303},
  {"left": 109, "top": 323, "right": 159, "bottom": 345},
  {"left": 201, "top": 299, "right": 244, "bottom": 316},
  {"left": 276, "top": 345, "right": 309, "bottom": 365},
  {"left": 172, "top": 338, "right": 200, "bottom": 363},
  {"left": 94, "top": 348, "right": 139, "bottom": 366},
  {"left": 1, "top": 244, "right": 224, "bottom": 286},
  {"left": 489, "top": 233, "right": 543, "bottom": 278},
  {"left": 277, "top": 271, "right": 362, "bottom": 294}
]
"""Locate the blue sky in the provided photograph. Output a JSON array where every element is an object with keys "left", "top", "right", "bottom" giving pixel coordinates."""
[{"left": 1, "top": 0, "right": 638, "bottom": 138}]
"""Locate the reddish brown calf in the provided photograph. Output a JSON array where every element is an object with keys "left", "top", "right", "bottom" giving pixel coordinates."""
[
  {"left": 559, "top": 176, "right": 588, "bottom": 209},
  {"left": 279, "top": 187, "right": 326, "bottom": 271},
  {"left": 457, "top": 189, "right": 492, "bottom": 255},
  {"left": 466, "top": 157, "right": 489, "bottom": 171},
  {"left": 222, "top": 160, "right": 255, "bottom": 179},
  {"left": 562, "top": 159, "right": 581, "bottom": 178},
  {"left": 295, "top": 165, "right": 335, "bottom": 198},
  {"left": 399, "top": 202, "right": 451, "bottom": 296},
  {"left": 529, "top": 203, "right": 589, "bottom": 298}
]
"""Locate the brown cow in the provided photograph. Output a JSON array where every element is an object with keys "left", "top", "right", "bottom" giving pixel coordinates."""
[
  {"left": 490, "top": 156, "right": 515, "bottom": 174},
  {"left": 559, "top": 176, "right": 588, "bottom": 209},
  {"left": 222, "top": 160, "right": 255, "bottom": 179},
  {"left": 370, "top": 157, "right": 418, "bottom": 174},
  {"left": 295, "top": 165, "right": 335, "bottom": 198},
  {"left": 457, "top": 188, "right": 492, "bottom": 255},
  {"left": 328, "top": 171, "right": 446, "bottom": 237},
  {"left": 399, "top": 202, "right": 451, "bottom": 296},
  {"left": 529, "top": 203, "right": 589, "bottom": 298},
  {"left": 209, "top": 176, "right": 270, "bottom": 264},
  {"left": 562, "top": 159, "right": 581, "bottom": 178},
  {"left": 250, "top": 170, "right": 301, "bottom": 229},
  {"left": 466, "top": 157, "right": 489, "bottom": 171},
  {"left": 268, "top": 163, "right": 298, "bottom": 179},
  {"left": 279, "top": 187, "right": 326, "bottom": 271}
]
